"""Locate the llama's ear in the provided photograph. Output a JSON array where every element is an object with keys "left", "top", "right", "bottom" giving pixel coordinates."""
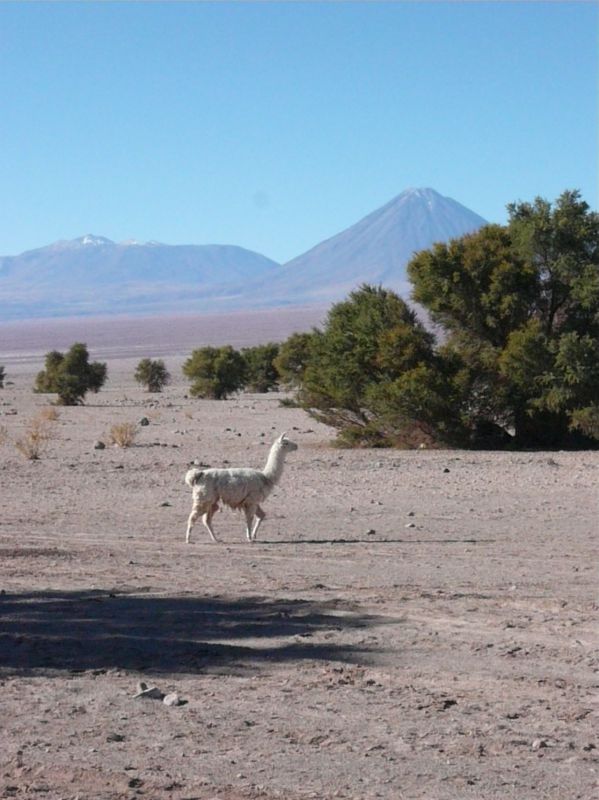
[{"left": 279, "top": 431, "right": 288, "bottom": 441}]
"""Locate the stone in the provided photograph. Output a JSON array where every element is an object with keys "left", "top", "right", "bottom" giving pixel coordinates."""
[
  {"left": 93, "top": 440, "right": 106, "bottom": 450},
  {"left": 133, "top": 683, "right": 164, "bottom": 700},
  {"left": 139, "top": 417, "right": 150, "bottom": 426},
  {"left": 163, "top": 692, "right": 183, "bottom": 707}
]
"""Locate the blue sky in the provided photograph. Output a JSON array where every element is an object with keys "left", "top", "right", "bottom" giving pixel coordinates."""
[{"left": 1, "top": 1, "right": 597, "bottom": 263}]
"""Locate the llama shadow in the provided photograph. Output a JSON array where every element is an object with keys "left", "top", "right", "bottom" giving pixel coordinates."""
[
  {"left": 0, "top": 590, "right": 386, "bottom": 677},
  {"left": 258, "top": 537, "right": 495, "bottom": 545}
]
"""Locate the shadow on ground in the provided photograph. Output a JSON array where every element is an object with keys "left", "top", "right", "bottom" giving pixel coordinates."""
[
  {"left": 0, "top": 590, "right": 387, "bottom": 676},
  {"left": 258, "top": 538, "right": 495, "bottom": 545}
]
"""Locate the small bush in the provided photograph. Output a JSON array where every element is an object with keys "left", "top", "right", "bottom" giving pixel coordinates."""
[
  {"left": 38, "top": 407, "right": 60, "bottom": 422},
  {"left": 109, "top": 422, "right": 138, "bottom": 448},
  {"left": 134, "top": 358, "right": 171, "bottom": 392},
  {"left": 0, "top": 425, "right": 8, "bottom": 446},
  {"left": 0, "top": 366, "right": 5, "bottom": 388},
  {"left": 35, "top": 343, "right": 107, "bottom": 405},
  {"left": 15, "top": 413, "right": 58, "bottom": 460}
]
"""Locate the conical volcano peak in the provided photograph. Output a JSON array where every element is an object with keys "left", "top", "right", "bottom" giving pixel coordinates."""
[
  {"left": 398, "top": 187, "right": 438, "bottom": 198},
  {"left": 385, "top": 187, "right": 458, "bottom": 212},
  {"left": 268, "top": 188, "right": 488, "bottom": 305}
]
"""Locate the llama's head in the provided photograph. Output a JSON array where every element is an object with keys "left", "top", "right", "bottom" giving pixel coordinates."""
[{"left": 278, "top": 432, "right": 298, "bottom": 453}]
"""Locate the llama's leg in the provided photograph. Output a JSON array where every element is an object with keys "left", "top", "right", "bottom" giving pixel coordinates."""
[
  {"left": 186, "top": 501, "right": 201, "bottom": 544},
  {"left": 243, "top": 506, "right": 256, "bottom": 542},
  {"left": 250, "top": 505, "right": 266, "bottom": 541},
  {"left": 202, "top": 502, "right": 219, "bottom": 543}
]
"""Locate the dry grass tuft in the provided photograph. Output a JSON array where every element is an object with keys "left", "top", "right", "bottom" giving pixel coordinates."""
[
  {"left": 109, "top": 422, "right": 138, "bottom": 448},
  {"left": 38, "top": 407, "right": 60, "bottom": 422},
  {"left": 0, "top": 425, "right": 8, "bottom": 446},
  {"left": 15, "top": 413, "right": 58, "bottom": 460}
]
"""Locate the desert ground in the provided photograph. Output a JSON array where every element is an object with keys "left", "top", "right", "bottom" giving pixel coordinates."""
[{"left": 0, "top": 349, "right": 597, "bottom": 799}]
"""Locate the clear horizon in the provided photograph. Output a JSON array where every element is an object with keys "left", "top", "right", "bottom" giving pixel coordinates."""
[{"left": 1, "top": 2, "right": 597, "bottom": 262}]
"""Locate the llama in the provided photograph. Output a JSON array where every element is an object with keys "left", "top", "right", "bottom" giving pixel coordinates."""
[{"left": 184, "top": 432, "right": 298, "bottom": 543}]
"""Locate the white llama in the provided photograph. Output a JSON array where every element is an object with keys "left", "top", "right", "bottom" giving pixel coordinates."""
[{"left": 184, "top": 432, "right": 298, "bottom": 543}]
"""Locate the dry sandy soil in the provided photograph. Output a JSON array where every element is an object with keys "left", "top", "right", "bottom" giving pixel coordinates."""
[{"left": 0, "top": 359, "right": 597, "bottom": 800}]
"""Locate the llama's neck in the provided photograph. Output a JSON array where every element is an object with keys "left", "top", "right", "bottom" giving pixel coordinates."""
[{"left": 262, "top": 442, "right": 287, "bottom": 485}]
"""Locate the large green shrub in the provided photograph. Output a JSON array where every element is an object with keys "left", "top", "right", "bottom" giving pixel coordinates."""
[
  {"left": 35, "top": 343, "right": 107, "bottom": 405},
  {"left": 183, "top": 345, "right": 247, "bottom": 399},
  {"left": 408, "top": 190, "right": 599, "bottom": 447},
  {"left": 301, "top": 284, "right": 452, "bottom": 446}
]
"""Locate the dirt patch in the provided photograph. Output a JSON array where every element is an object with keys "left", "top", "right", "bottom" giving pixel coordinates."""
[{"left": 0, "top": 366, "right": 597, "bottom": 799}]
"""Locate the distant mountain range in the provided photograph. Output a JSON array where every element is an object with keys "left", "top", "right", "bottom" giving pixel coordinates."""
[
  {"left": 0, "top": 188, "right": 487, "bottom": 320},
  {"left": 0, "top": 236, "right": 279, "bottom": 319}
]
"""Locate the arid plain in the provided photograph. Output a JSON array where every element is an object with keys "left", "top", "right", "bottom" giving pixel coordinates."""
[{"left": 0, "top": 312, "right": 597, "bottom": 800}]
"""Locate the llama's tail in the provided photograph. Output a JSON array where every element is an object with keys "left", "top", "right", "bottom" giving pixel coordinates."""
[{"left": 185, "top": 467, "right": 204, "bottom": 488}]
